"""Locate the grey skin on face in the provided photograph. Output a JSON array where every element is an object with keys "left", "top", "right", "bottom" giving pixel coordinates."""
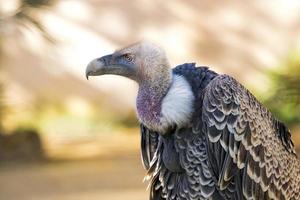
[
  {"left": 85, "top": 41, "right": 174, "bottom": 133},
  {"left": 86, "top": 54, "right": 138, "bottom": 80}
]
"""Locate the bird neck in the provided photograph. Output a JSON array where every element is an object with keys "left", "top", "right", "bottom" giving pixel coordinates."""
[
  {"left": 136, "top": 72, "right": 195, "bottom": 134},
  {"left": 136, "top": 71, "right": 172, "bottom": 130}
]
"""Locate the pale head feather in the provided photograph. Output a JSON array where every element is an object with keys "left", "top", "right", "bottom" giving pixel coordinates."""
[{"left": 115, "top": 41, "right": 171, "bottom": 84}]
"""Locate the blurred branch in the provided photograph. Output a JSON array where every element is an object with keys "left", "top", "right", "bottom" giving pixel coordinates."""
[
  {"left": 20, "top": 0, "right": 56, "bottom": 8},
  {"left": 15, "top": 10, "right": 55, "bottom": 43},
  {"left": 0, "top": 0, "right": 57, "bottom": 130},
  {"left": 0, "top": 0, "right": 57, "bottom": 46}
]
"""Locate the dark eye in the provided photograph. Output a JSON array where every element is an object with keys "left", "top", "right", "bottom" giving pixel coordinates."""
[{"left": 124, "top": 54, "right": 134, "bottom": 62}]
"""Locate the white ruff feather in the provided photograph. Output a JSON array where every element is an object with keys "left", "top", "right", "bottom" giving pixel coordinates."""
[{"left": 160, "top": 75, "right": 194, "bottom": 130}]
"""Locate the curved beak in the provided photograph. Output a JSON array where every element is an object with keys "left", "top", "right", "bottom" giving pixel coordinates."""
[
  {"left": 85, "top": 54, "right": 137, "bottom": 81},
  {"left": 86, "top": 54, "right": 112, "bottom": 80}
]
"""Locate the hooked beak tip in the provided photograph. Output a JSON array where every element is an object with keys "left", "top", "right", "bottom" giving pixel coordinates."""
[{"left": 86, "top": 60, "right": 97, "bottom": 80}]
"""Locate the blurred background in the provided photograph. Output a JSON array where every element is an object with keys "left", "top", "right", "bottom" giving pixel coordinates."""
[{"left": 0, "top": 0, "right": 299, "bottom": 199}]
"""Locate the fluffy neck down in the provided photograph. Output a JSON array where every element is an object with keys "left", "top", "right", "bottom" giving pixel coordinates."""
[{"left": 137, "top": 74, "right": 194, "bottom": 133}]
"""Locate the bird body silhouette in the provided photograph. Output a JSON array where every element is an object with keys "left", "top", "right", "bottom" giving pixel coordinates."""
[{"left": 86, "top": 41, "right": 300, "bottom": 200}]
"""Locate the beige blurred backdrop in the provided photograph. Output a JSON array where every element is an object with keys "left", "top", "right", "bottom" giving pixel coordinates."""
[{"left": 0, "top": 0, "right": 300, "bottom": 200}]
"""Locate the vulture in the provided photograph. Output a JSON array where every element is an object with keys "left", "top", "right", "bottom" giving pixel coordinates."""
[{"left": 86, "top": 41, "right": 300, "bottom": 200}]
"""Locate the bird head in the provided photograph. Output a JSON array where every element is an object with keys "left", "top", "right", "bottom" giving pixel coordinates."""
[{"left": 86, "top": 41, "right": 172, "bottom": 85}]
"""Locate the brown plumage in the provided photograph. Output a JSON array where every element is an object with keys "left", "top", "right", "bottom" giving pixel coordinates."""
[
  {"left": 202, "top": 75, "right": 300, "bottom": 199},
  {"left": 86, "top": 42, "right": 300, "bottom": 200}
]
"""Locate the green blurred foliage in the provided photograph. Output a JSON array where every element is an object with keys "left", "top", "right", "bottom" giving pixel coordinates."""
[
  {"left": 0, "top": 84, "right": 5, "bottom": 130},
  {"left": 262, "top": 52, "right": 300, "bottom": 127},
  {"left": 0, "top": 0, "right": 56, "bottom": 132},
  {"left": 11, "top": 98, "right": 137, "bottom": 137}
]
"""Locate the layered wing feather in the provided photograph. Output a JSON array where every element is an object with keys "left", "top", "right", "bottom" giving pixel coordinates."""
[
  {"left": 202, "top": 75, "right": 300, "bottom": 199},
  {"left": 141, "top": 124, "right": 160, "bottom": 170},
  {"left": 141, "top": 123, "right": 222, "bottom": 200},
  {"left": 140, "top": 124, "right": 165, "bottom": 200}
]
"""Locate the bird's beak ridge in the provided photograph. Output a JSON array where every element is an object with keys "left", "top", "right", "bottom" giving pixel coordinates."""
[
  {"left": 85, "top": 54, "right": 137, "bottom": 81},
  {"left": 85, "top": 54, "right": 112, "bottom": 80}
]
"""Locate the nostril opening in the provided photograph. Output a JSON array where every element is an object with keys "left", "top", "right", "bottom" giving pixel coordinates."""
[
  {"left": 97, "top": 55, "right": 112, "bottom": 66},
  {"left": 97, "top": 57, "right": 104, "bottom": 62}
]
